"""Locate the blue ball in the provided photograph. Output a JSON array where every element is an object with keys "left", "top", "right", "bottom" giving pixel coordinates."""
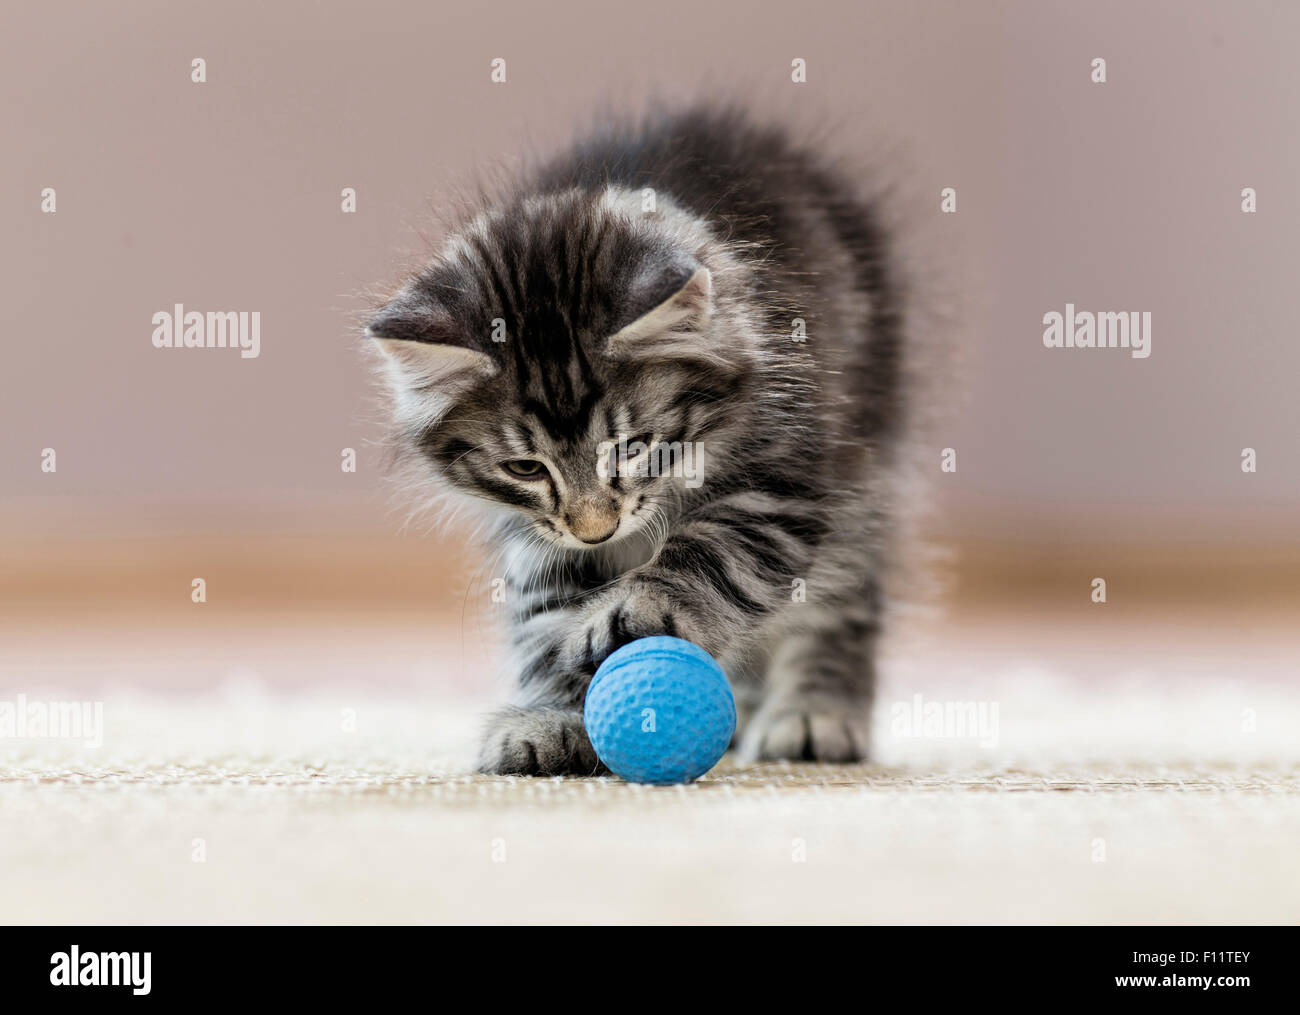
[{"left": 584, "top": 636, "right": 736, "bottom": 785}]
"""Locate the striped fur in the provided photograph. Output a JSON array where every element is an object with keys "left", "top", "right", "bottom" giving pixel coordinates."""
[{"left": 369, "top": 107, "right": 907, "bottom": 775}]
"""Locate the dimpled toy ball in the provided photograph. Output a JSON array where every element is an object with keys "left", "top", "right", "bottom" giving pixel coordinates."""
[{"left": 584, "top": 635, "right": 736, "bottom": 785}]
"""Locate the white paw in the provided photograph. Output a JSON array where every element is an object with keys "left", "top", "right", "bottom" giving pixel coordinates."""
[
  {"left": 737, "top": 702, "right": 869, "bottom": 763},
  {"left": 477, "top": 707, "right": 607, "bottom": 776}
]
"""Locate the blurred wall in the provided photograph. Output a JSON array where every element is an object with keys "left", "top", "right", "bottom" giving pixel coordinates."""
[{"left": 3, "top": 0, "right": 1298, "bottom": 551}]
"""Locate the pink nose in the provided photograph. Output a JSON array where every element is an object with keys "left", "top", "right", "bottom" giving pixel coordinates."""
[{"left": 565, "top": 497, "right": 620, "bottom": 543}]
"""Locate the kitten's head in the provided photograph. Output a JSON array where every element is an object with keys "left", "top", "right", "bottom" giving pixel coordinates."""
[{"left": 369, "top": 187, "right": 752, "bottom": 549}]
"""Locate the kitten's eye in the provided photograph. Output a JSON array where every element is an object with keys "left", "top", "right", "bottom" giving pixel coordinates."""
[{"left": 502, "top": 459, "right": 548, "bottom": 479}]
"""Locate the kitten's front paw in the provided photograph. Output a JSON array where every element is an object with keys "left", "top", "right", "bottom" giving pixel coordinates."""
[
  {"left": 737, "top": 703, "right": 870, "bottom": 763},
  {"left": 564, "top": 590, "right": 696, "bottom": 677},
  {"left": 477, "top": 706, "right": 608, "bottom": 777}
]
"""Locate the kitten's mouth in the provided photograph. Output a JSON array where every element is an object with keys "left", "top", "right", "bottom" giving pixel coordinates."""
[
  {"left": 571, "top": 519, "right": 619, "bottom": 544},
  {"left": 535, "top": 516, "right": 636, "bottom": 550},
  {"left": 557, "top": 526, "right": 623, "bottom": 549}
]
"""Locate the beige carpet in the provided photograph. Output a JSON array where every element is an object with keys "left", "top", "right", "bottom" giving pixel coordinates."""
[{"left": 3, "top": 657, "right": 1297, "bottom": 924}]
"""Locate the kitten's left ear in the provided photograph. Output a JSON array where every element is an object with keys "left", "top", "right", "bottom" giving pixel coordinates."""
[
  {"left": 366, "top": 297, "right": 497, "bottom": 421},
  {"left": 605, "top": 258, "right": 716, "bottom": 364}
]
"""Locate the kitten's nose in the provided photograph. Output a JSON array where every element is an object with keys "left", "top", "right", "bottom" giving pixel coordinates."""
[{"left": 565, "top": 496, "right": 620, "bottom": 544}]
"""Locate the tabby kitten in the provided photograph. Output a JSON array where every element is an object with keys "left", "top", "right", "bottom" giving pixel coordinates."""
[{"left": 369, "top": 107, "right": 905, "bottom": 775}]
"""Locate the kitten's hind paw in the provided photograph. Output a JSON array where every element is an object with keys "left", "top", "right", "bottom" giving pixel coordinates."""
[
  {"left": 477, "top": 706, "right": 609, "bottom": 777},
  {"left": 737, "top": 705, "right": 870, "bottom": 764}
]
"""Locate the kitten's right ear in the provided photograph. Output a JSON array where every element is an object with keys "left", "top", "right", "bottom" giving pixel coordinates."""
[{"left": 367, "top": 301, "right": 498, "bottom": 420}]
